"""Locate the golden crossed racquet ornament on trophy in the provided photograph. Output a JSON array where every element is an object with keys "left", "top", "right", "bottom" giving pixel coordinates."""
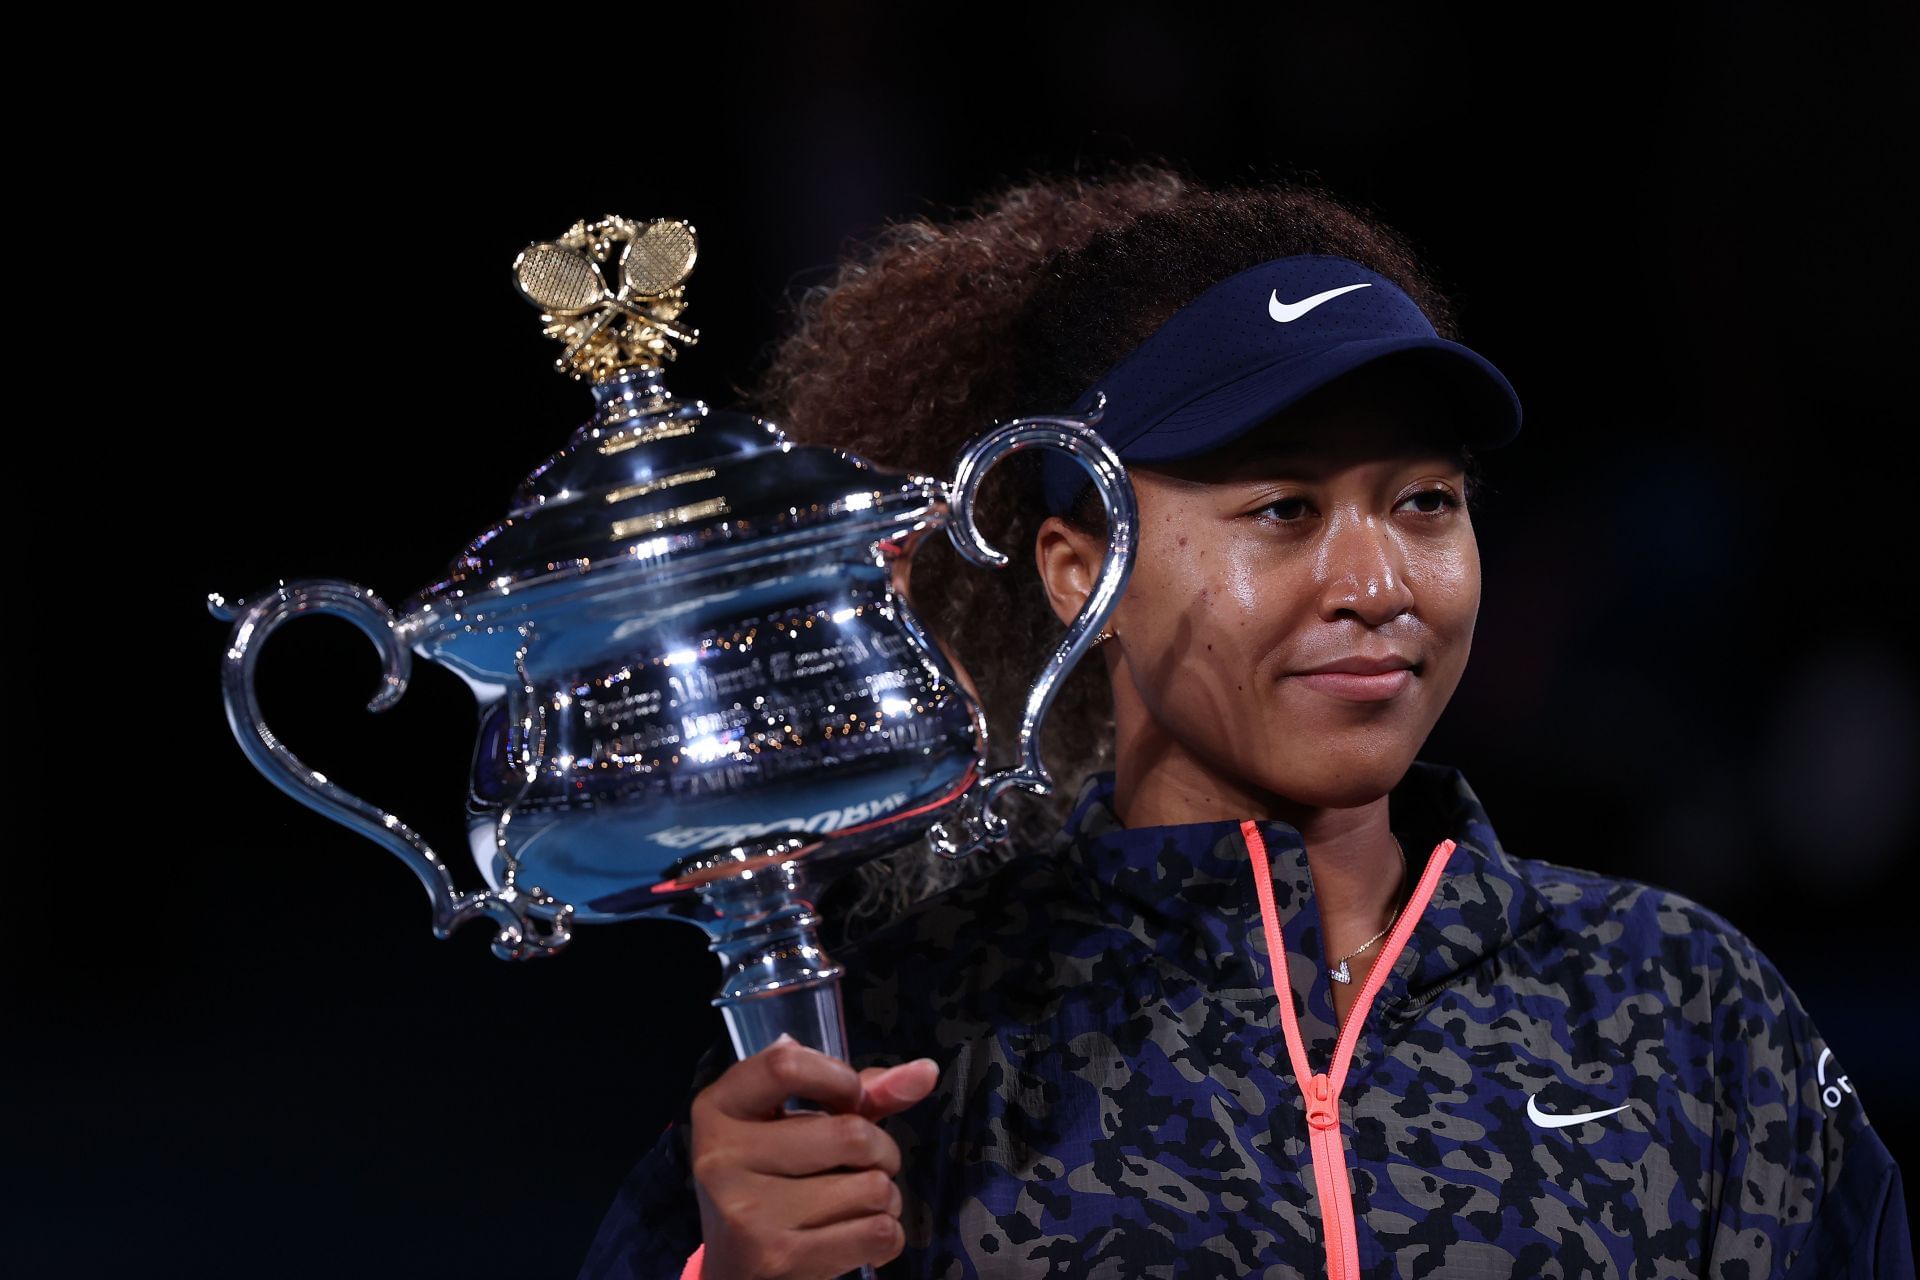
[{"left": 512, "top": 214, "right": 702, "bottom": 380}]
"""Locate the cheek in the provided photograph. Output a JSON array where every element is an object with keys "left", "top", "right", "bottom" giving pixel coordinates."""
[
  {"left": 1128, "top": 533, "right": 1274, "bottom": 686},
  {"left": 1410, "top": 538, "right": 1481, "bottom": 635},
  {"left": 1203, "top": 545, "right": 1273, "bottom": 667},
  {"left": 1121, "top": 521, "right": 1259, "bottom": 629},
  {"left": 1220, "top": 544, "right": 1262, "bottom": 614}
]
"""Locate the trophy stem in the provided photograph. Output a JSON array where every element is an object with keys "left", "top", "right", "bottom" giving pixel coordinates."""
[
  {"left": 701, "top": 854, "right": 880, "bottom": 1280},
  {"left": 701, "top": 854, "right": 855, "bottom": 1092}
]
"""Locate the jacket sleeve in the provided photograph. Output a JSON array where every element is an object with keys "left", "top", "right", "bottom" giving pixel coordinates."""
[
  {"left": 1702, "top": 922, "right": 1914, "bottom": 1278},
  {"left": 577, "top": 1031, "right": 737, "bottom": 1280}
]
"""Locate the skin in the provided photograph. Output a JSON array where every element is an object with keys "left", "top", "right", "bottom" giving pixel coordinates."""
[
  {"left": 1034, "top": 362, "right": 1481, "bottom": 1028},
  {"left": 691, "top": 1037, "right": 940, "bottom": 1279}
]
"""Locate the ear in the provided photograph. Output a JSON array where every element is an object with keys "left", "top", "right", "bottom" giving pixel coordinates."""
[{"left": 1034, "top": 515, "right": 1108, "bottom": 629}]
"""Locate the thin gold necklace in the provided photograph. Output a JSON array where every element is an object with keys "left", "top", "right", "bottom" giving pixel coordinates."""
[{"left": 1328, "top": 833, "right": 1408, "bottom": 985}]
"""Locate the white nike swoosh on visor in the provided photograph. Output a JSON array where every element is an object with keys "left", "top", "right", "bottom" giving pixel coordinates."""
[
  {"left": 1525, "top": 1090, "right": 1633, "bottom": 1129},
  {"left": 1268, "top": 282, "right": 1371, "bottom": 322}
]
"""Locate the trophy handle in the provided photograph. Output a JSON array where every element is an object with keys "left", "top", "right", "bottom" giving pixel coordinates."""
[
  {"left": 205, "top": 579, "right": 573, "bottom": 961},
  {"left": 929, "top": 394, "right": 1135, "bottom": 858}
]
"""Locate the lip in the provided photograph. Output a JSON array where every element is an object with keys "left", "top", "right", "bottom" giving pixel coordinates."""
[
  {"left": 1290, "top": 656, "right": 1413, "bottom": 706},
  {"left": 1286, "top": 666, "right": 1415, "bottom": 703},
  {"left": 1295, "top": 654, "right": 1417, "bottom": 676}
]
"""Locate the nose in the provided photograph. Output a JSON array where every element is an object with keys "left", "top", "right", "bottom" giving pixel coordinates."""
[{"left": 1315, "top": 504, "right": 1415, "bottom": 625}]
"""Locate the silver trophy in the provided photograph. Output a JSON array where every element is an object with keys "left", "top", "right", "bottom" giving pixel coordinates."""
[{"left": 206, "top": 214, "right": 1135, "bottom": 1086}]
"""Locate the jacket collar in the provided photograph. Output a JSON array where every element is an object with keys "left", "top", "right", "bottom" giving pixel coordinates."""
[{"left": 1056, "top": 760, "right": 1552, "bottom": 1063}]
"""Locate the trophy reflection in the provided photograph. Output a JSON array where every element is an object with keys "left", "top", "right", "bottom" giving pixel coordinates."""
[{"left": 207, "top": 213, "right": 1135, "bottom": 1090}]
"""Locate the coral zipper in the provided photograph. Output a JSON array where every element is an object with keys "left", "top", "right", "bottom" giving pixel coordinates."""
[{"left": 1240, "top": 821, "right": 1457, "bottom": 1280}]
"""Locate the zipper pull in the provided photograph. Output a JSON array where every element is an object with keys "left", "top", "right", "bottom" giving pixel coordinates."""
[{"left": 1306, "top": 1072, "right": 1338, "bottom": 1131}]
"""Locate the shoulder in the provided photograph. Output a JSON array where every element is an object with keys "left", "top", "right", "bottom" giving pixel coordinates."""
[
  {"left": 846, "top": 840, "right": 1078, "bottom": 952},
  {"left": 1506, "top": 852, "right": 1824, "bottom": 1074},
  {"left": 1502, "top": 854, "right": 1910, "bottom": 1274},
  {"left": 1458, "top": 847, "right": 1820, "bottom": 1103},
  {"left": 830, "top": 837, "right": 1122, "bottom": 1058},
  {"left": 1508, "top": 850, "right": 1792, "bottom": 997}
]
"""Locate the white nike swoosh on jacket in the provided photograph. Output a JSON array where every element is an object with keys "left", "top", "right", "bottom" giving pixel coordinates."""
[{"left": 1526, "top": 1091, "right": 1633, "bottom": 1129}]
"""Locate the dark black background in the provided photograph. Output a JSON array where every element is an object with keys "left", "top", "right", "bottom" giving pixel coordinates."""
[{"left": 18, "top": 7, "right": 1915, "bottom": 1276}]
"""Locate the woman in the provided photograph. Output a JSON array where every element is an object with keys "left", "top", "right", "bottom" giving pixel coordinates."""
[{"left": 579, "top": 166, "right": 1910, "bottom": 1279}]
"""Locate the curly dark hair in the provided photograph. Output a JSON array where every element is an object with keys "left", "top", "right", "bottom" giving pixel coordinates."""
[{"left": 731, "top": 161, "right": 1486, "bottom": 943}]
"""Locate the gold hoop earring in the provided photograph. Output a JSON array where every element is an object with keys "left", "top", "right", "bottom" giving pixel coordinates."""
[{"left": 1091, "top": 629, "right": 1117, "bottom": 648}]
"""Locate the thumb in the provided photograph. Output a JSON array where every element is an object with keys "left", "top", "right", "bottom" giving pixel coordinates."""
[{"left": 857, "top": 1057, "right": 940, "bottom": 1119}]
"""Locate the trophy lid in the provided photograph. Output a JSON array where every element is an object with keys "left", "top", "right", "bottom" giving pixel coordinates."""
[{"left": 398, "top": 215, "right": 943, "bottom": 640}]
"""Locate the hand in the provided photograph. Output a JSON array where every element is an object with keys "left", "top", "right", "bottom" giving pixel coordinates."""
[{"left": 690, "top": 1034, "right": 941, "bottom": 1280}]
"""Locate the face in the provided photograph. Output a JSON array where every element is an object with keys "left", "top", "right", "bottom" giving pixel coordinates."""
[{"left": 1036, "top": 363, "right": 1480, "bottom": 815}]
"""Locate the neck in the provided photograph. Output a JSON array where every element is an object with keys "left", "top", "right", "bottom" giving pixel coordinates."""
[{"left": 1112, "top": 726, "right": 1407, "bottom": 973}]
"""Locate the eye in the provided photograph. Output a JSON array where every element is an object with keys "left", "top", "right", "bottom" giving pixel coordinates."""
[
  {"left": 1401, "top": 487, "right": 1463, "bottom": 516},
  {"left": 1252, "top": 495, "right": 1311, "bottom": 523},
  {"left": 1249, "top": 487, "right": 1462, "bottom": 525}
]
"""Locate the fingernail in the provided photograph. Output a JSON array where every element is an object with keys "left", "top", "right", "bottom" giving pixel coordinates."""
[{"left": 772, "top": 1032, "right": 795, "bottom": 1046}]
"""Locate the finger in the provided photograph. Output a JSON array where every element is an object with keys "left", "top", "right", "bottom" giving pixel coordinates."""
[
  {"left": 707, "top": 1037, "right": 864, "bottom": 1121},
  {"left": 855, "top": 1061, "right": 929, "bottom": 1093},
  {"left": 710, "top": 1113, "right": 902, "bottom": 1182},
  {"left": 857, "top": 1058, "right": 940, "bottom": 1120},
  {"left": 794, "top": 1211, "right": 908, "bottom": 1277},
  {"left": 789, "top": 1167, "right": 903, "bottom": 1229}
]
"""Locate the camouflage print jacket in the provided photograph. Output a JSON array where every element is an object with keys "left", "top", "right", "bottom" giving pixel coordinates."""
[{"left": 578, "top": 760, "right": 1912, "bottom": 1278}]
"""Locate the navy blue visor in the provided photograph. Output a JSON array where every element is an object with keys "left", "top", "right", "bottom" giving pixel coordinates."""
[{"left": 1039, "top": 254, "right": 1523, "bottom": 516}]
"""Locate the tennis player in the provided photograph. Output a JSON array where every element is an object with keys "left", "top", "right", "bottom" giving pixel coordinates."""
[{"left": 579, "top": 166, "right": 1911, "bottom": 1279}]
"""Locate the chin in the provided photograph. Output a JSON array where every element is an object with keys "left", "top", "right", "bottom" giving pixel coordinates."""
[{"left": 1253, "top": 743, "right": 1416, "bottom": 810}]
